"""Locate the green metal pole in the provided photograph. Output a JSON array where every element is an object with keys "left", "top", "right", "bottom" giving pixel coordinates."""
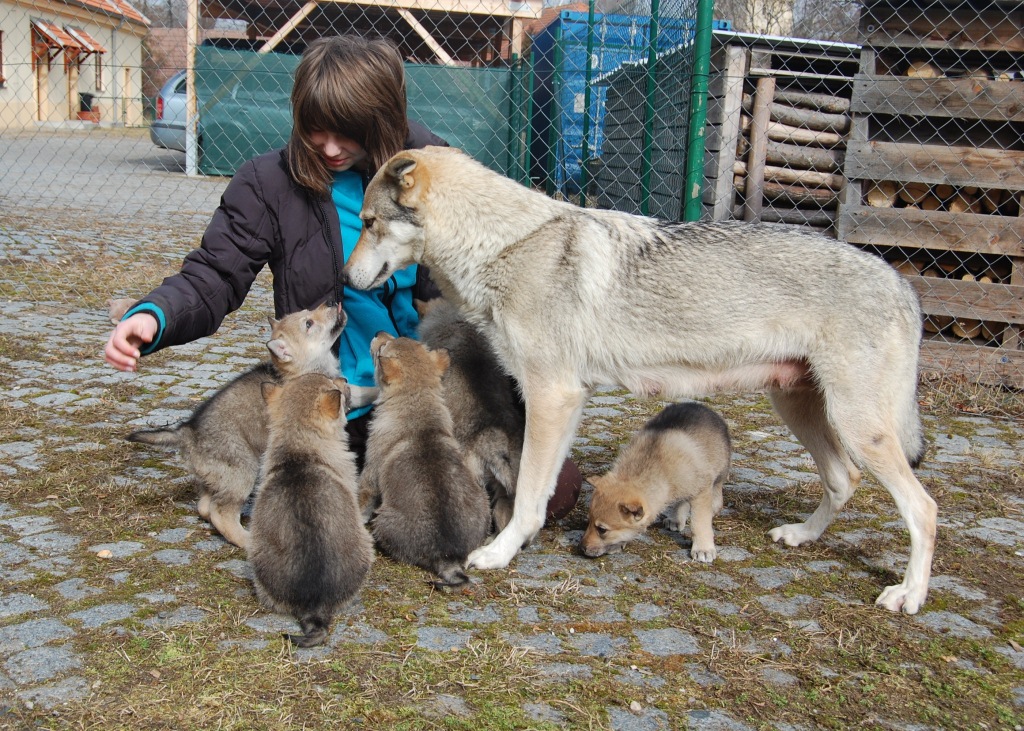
[
  {"left": 579, "top": 0, "right": 597, "bottom": 207},
  {"left": 641, "top": 0, "right": 661, "bottom": 216},
  {"left": 682, "top": 0, "right": 714, "bottom": 221}
]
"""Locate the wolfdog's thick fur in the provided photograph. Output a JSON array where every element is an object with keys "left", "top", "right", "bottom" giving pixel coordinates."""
[
  {"left": 345, "top": 146, "right": 936, "bottom": 614},
  {"left": 249, "top": 373, "right": 373, "bottom": 647},
  {"left": 359, "top": 333, "right": 491, "bottom": 588},
  {"left": 126, "top": 303, "right": 347, "bottom": 548}
]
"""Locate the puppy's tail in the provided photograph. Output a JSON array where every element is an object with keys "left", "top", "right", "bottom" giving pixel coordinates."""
[
  {"left": 126, "top": 425, "right": 186, "bottom": 448},
  {"left": 432, "top": 562, "right": 471, "bottom": 589},
  {"left": 287, "top": 613, "right": 331, "bottom": 648}
]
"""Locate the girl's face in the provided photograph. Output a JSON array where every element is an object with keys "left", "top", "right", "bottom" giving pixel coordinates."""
[{"left": 309, "top": 130, "right": 368, "bottom": 172}]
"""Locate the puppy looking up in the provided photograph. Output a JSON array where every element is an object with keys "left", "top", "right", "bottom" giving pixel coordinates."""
[
  {"left": 126, "top": 302, "right": 348, "bottom": 548},
  {"left": 416, "top": 298, "right": 525, "bottom": 531},
  {"left": 249, "top": 373, "right": 373, "bottom": 648},
  {"left": 581, "top": 402, "right": 731, "bottom": 562},
  {"left": 360, "top": 333, "right": 490, "bottom": 588}
]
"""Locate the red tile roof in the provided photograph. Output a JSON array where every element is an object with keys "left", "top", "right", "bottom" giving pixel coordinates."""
[
  {"left": 32, "top": 20, "right": 82, "bottom": 49},
  {"left": 68, "top": 0, "right": 151, "bottom": 27},
  {"left": 65, "top": 26, "right": 108, "bottom": 54}
]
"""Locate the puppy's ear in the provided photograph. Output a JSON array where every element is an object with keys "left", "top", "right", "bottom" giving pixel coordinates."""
[
  {"left": 267, "top": 315, "right": 278, "bottom": 330},
  {"left": 267, "top": 338, "right": 291, "bottom": 362},
  {"left": 378, "top": 356, "right": 402, "bottom": 387},
  {"left": 431, "top": 347, "right": 450, "bottom": 375},
  {"left": 320, "top": 388, "right": 343, "bottom": 420},
  {"left": 333, "top": 377, "right": 353, "bottom": 411},
  {"left": 261, "top": 381, "right": 281, "bottom": 405},
  {"left": 384, "top": 154, "right": 418, "bottom": 190},
  {"left": 618, "top": 501, "right": 645, "bottom": 522}
]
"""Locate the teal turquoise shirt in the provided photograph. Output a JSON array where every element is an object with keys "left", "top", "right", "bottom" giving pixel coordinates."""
[{"left": 332, "top": 170, "right": 420, "bottom": 419}]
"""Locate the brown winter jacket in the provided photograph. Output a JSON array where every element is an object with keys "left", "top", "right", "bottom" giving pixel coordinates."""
[{"left": 132, "top": 121, "right": 446, "bottom": 354}]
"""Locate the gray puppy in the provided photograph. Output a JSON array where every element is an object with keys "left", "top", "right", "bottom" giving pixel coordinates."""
[
  {"left": 126, "top": 303, "right": 347, "bottom": 548},
  {"left": 417, "top": 298, "right": 525, "bottom": 531},
  {"left": 359, "top": 333, "right": 490, "bottom": 587},
  {"left": 249, "top": 373, "right": 373, "bottom": 648}
]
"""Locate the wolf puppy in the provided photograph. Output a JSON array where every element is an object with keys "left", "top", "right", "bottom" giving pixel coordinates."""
[
  {"left": 581, "top": 402, "right": 731, "bottom": 562},
  {"left": 249, "top": 373, "right": 373, "bottom": 647},
  {"left": 344, "top": 146, "right": 938, "bottom": 614},
  {"left": 359, "top": 333, "right": 490, "bottom": 587},
  {"left": 417, "top": 298, "right": 525, "bottom": 531},
  {"left": 126, "top": 303, "right": 346, "bottom": 548}
]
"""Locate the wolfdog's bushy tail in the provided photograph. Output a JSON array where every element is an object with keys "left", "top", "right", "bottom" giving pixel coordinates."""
[
  {"left": 432, "top": 562, "right": 470, "bottom": 589},
  {"left": 126, "top": 425, "right": 186, "bottom": 447},
  {"left": 288, "top": 613, "right": 331, "bottom": 647}
]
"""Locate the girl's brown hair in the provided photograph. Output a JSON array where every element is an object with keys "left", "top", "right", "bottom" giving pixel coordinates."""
[{"left": 287, "top": 35, "right": 409, "bottom": 197}]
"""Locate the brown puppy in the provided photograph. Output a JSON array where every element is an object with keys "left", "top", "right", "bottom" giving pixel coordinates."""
[
  {"left": 581, "top": 402, "right": 731, "bottom": 562},
  {"left": 359, "top": 333, "right": 490, "bottom": 587},
  {"left": 249, "top": 373, "right": 373, "bottom": 647},
  {"left": 127, "top": 303, "right": 347, "bottom": 548}
]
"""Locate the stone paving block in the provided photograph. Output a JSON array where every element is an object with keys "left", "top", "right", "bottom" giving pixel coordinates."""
[
  {"left": 416, "top": 627, "right": 473, "bottom": 652},
  {"left": 0, "top": 593, "right": 48, "bottom": 619},
  {"left": 635, "top": 628, "right": 700, "bottom": 656},
  {"left": 16, "top": 675, "right": 90, "bottom": 709},
  {"left": 4, "top": 645, "right": 81, "bottom": 683},
  {"left": 68, "top": 603, "right": 137, "bottom": 628},
  {"left": 18, "top": 532, "right": 80, "bottom": 554},
  {"left": 502, "top": 632, "right": 562, "bottom": 655},
  {"left": 53, "top": 578, "right": 104, "bottom": 601},
  {"left": 607, "top": 705, "right": 671, "bottom": 730},
  {"left": 914, "top": 610, "right": 994, "bottom": 639},
  {"left": 141, "top": 606, "right": 207, "bottom": 629},
  {"left": 523, "top": 701, "right": 566, "bottom": 724},
  {"left": 0, "top": 619, "right": 75, "bottom": 656},
  {"left": 566, "top": 631, "right": 627, "bottom": 658}
]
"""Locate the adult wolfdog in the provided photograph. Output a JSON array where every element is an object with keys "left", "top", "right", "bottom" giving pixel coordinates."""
[{"left": 345, "top": 146, "right": 936, "bottom": 614}]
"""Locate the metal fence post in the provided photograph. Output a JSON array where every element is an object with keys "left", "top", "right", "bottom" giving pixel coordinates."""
[{"left": 682, "top": 0, "right": 714, "bottom": 221}]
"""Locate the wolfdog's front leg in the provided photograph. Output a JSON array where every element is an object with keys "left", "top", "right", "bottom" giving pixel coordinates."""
[{"left": 467, "top": 382, "right": 587, "bottom": 570}]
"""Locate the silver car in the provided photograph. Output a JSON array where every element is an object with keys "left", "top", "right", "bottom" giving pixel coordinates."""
[{"left": 150, "top": 70, "right": 186, "bottom": 152}]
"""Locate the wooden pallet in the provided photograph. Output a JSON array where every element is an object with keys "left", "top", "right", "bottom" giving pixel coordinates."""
[{"left": 838, "top": 1, "right": 1024, "bottom": 388}]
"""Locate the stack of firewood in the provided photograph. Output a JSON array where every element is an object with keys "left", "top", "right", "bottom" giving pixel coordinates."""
[
  {"left": 733, "top": 82, "right": 851, "bottom": 228},
  {"left": 894, "top": 259, "right": 1008, "bottom": 343},
  {"left": 866, "top": 180, "right": 1021, "bottom": 216}
]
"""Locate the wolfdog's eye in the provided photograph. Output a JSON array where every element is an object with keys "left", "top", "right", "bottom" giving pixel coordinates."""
[
  {"left": 305, "top": 319, "right": 314, "bottom": 330},
  {"left": 596, "top": 526, "right": 608, "bottom": 536},
  {"left": 363, "top": 217, "right": 375, "bottom": 230}
]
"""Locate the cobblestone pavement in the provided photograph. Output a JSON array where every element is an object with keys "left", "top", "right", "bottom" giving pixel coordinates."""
[{"left": 0, "top": 129, "right": 1022, "bottom": 729}]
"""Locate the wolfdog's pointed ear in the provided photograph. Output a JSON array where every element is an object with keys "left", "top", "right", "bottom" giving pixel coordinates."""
[
  {"left": 619, "top": 501, "right": 645, "bottom": 522},
  {"left": 267, "top": 315, "right": 278, "bottom": 330},
  {"left": 267, "top": 338, "right": 292, "bottom": 362},
  {"left": 378, "top": 356, "right": 403, "bottom": 387},
  {"left": 333, "top": 377, "right": 352, "bottom": 411},
  {"left": 320, "top": 388, "right": 343, "bottom": 421},
  {"left": 384, "top": 154, "right": 418, "bottom": 190},
  {"left": 431, "top": 347, "right": 450, "bottom": 374},
  {"left": 260, "top": 381, "right": 281, "bottom": 405}
]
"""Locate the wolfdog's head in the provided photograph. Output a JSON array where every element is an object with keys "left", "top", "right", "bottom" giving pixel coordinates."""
[
  {"left": 580, "top": 474, "right": 655, "bottom": 557},
  {"left": 369, "top": 332, "right": 450, "bottom": 395},
  {"left": 266, "top": 302, "right": 346, "bottom": 378},
  {"left": 345, "top": 148, "right": 440, "bottom": 291}
]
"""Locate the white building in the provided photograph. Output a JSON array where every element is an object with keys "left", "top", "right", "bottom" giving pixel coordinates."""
[{"left": 0, "top": 0, "right": 150, "bottom": 128}]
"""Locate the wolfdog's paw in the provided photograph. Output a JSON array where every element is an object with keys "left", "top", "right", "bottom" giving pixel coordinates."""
[
  {"left": 768, "top": 522, "right": 820, "bottom": 547},
  {"left": 875, "top": 583, "right": 925, "bottom": 615},
  {"left": 467, "top": 538, "right": 517, "bottom": 570},
  {"left": 690, "top": 546, "right": 717, "bottom": 563}
]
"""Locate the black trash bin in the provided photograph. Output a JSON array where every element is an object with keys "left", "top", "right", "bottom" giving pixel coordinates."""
[{"left": 80, "top": 93, "right": 95, "bottom": 113}]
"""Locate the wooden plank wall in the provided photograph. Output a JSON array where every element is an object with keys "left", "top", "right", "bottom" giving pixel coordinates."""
[{"left": 837, "top": 1, "right": 1024, "bottom": 388}]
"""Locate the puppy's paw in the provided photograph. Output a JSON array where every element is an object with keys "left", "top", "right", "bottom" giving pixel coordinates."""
[
  {"left": 768, "top": 522, "right": 819, "bottom": 547},
  {"left": 662, "top": 518, "right": 681, "bottom": 532},
  {"left": 690, "top": 546, "right": 717, "bottom": 563},
  {"left": 875, "top": 583, "right": 926, "bottom": 615}
]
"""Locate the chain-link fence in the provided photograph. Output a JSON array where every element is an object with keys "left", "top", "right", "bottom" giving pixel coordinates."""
[{"left": 1, "top": 0, "right": 1022, "bottom": 413}]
